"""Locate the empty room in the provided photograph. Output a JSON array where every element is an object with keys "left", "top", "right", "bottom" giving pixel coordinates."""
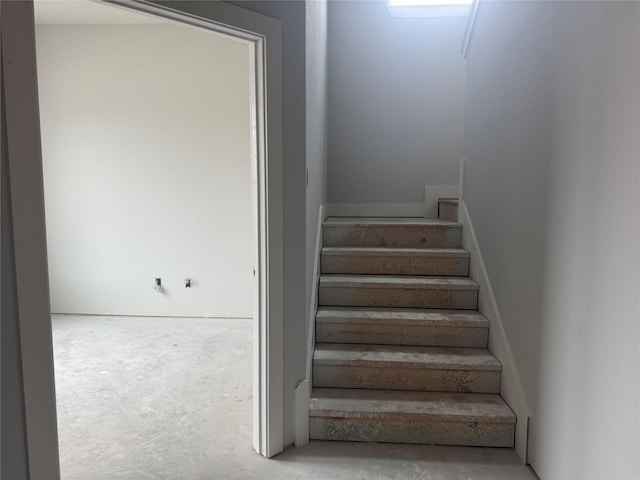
[{"left": 34, "top": 1, "right": 256, "bottom": 477}]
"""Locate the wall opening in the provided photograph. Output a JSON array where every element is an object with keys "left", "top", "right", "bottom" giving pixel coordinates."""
[{"left": 34, "top": 0, "right": 259, "bottom": 474}]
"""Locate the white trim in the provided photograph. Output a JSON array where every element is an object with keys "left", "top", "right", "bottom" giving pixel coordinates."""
[
  {"left": 294, "top": 204, "right": 327, "bottom": 447},
  {"left": 325, "top": 192, "right": 465, "bottom": 219},
  {"left": 458, "top": 199, "right": 531, "bottom": 462},
  {"left": 325, "top": 202, "right": 426, "bottom": 218},
  {"left": 293, "top": 379, "right": 310, "bottom": 448},
  {"left": 306, "top": 204, "right": 326, "bottom": 382},
  {"left": 458, "top": 157, "right": 465, "bottom": 201},
  {"left": 461, "top": 0, "right": 480, "bottom": 58},
  {"left": 424, "top": 184, "right": 460, "bottom": 218}
]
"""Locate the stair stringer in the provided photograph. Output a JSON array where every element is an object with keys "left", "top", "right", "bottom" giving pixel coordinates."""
[
  {"left": 458, "top": 199, "right": 531, "bottom": 463},
  {"left": 295, "top": 204, "right": 328, "bottom": 447}
]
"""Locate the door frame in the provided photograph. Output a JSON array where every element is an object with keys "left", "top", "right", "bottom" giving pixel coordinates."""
[{"left": 2, "top": 1, "right": 283, "bottom": 476}]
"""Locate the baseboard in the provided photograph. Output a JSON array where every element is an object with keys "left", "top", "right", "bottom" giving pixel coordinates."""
[
  {"left": 424, "top": 184, "right": 460, "bottom": 218},
  {"left": 326, "top": 182, "right": 464, "bottom": 220},
  {"left": 458, "top": 200, "right": 531, "bottom": 462},
  {"left": 294, "top": 204, "right": 326, "bottom": 448},
  {"left": 325, "top": 202, "right": 426, "bottom": 218},
  {"left": 293, "top": 379, "right": 310, "bottom": 448}
]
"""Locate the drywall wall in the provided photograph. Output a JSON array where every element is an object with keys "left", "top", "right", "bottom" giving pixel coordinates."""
[
  {"left": 1, "top": 57, "right": 30, "bottom": 480},
  {"left": 230, "top": 1, "right": 307, "bottom": 446},
  {"left": 36, "top": 23, "right": 254, "bottom": 318},
  {"left": 463, "top": 0, "right": 553, "bottom": 435},
  {"left": 327, "top": 0, "right": 466, "bottom": 203},
  {"left": 464, "top": 2, "right": 639, "bottom": 478},
  {"left": 305, "top": 0, "right": 327, "bottom": 330},
  {"left": 2, "top": 1, "right": 61, "bottom": 477}
]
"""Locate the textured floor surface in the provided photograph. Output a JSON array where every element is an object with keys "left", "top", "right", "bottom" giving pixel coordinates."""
[{"left": 53, "top": 314, "right": 538, "bottom": 480}]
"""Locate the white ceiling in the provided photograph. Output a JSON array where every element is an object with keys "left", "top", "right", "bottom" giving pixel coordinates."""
[{"left": 34, "top": 0, "right": 170, "bottom": 25}]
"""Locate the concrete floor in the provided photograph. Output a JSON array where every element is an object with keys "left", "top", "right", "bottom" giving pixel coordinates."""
[{"left": 53, "top": 314, "right": 539, "bottom": 480}]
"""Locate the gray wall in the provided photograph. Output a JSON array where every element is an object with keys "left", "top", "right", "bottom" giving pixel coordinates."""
[
  {"left": 464, "top": 2, "right": 639, "bottom": 478},
  {"left": 327, "top": 0, "right": 466, "bottom": 203},
  {"left": 2, "top": 2, "right": 61, "bottom": 477},
  {"left": 231, "top": 1, "right": 307, "bottom": 446},
  {"left": 1, "top": 57, "right": 30, "bottom": 480},
  {"left": 305, "top": 0, "right": 328, "bottom": 321}
]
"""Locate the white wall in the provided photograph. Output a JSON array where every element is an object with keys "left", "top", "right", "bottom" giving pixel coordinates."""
[
  {"left": 327, "top": 0, "right": 466, "bottom": 203},
  {"left": 305, "top": 0, "right": 328, "bottom": 324},
  {"left": 465, "top": 2, "right": 639, "bottom": 478},
  {"left": 36, "top": 24, "right": 254, "bottom": 318}
]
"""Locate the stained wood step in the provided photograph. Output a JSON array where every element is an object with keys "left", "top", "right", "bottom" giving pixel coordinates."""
[
  {"left": 321, "top": 247, "right": 469, "bottom": 276},
  {"left": 316, "top": 306, "right": 488, "bottom": 347},
  {"left": 310, "top": 388, "right": 515, "bottom": 447},
  {"left": 319, "top": 275, "right": 479, "bottom": 309},
  {"left": 323, "top": 217, "right": 462, "bottom": 248},
  {"left": 313, "top": 343, "right": 501, "bottom": 393}
]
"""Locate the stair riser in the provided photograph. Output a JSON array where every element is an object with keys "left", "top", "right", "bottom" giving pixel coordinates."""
[
  {"left": 310, "top": 417, "right": 514, "bottom": 448},
  {"left": 322, "top": 255, "right": 469, "bottom": 276},
  {"left": 438, "top": 202, "right": 459, "bottom": 222},
  {"left": 323, "top": 225, "right": 462, "bottom": 248},
  {"left": 316, "top": 323, "right": 488, "bottom": 348},
  {"left": 313, "top": 366, "right": 500, "bottom": 393},
  {"left": 319, "top": 287, "right": 478, "bottom": 310}
]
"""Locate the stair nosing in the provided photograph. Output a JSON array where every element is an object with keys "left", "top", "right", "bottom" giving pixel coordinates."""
[
  {"left": 322, "top": 247, "right": 470, "bottom": 258},
  {"left": 323, "top": 217, "right": 461, "bottom": 227},
  {"left": 316, "top": 307, "right": 489, "bottom": 328},
  {"left": 309, "top": 388, "right": 515, "bottom": 424},
  {"left": 313, "top": 344, "right": 501, "bottom": 371},
  {"left": 320, "top": 275, "right": 479, "bottom": 291}
]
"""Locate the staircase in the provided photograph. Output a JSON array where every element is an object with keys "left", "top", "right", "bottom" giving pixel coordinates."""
[{"left": 309, "top": 217, "right": 516, "bottom": 447}]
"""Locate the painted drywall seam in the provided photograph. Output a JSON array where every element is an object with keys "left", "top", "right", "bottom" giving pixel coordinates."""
[{"left": 459, "top": 199, "right": 531, "bottom": 462}]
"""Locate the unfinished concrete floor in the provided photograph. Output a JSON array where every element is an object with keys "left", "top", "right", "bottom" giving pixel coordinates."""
[{"left": 53, "top": 314, "right": 538, "bottom": 480}]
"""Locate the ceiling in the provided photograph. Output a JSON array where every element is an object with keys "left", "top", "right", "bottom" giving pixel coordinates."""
[{"left": 34, "top": 0, "right": 170, "bottom": 25}]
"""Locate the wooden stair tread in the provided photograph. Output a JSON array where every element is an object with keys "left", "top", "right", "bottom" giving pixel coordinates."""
[
  {"left": 322, "top": 247, "right": 469, "bottom": 257},
  {"left": 320, "top": 275, "right": 478, "bottom": 290},
  {"left": 316, "top": 306, "right": 489, "bottom": 327},
  {"left": 310, "top": 388, "right": 515, "bottom": 424},
  {"left": 314, "top": 343, "right": 501, "bottom": 371},
  {"left": 324, "top": 217, "right": 460, "bottom": 227}
]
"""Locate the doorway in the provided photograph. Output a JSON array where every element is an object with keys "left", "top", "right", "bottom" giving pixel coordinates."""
[
  {"left": 1, "top": 1, "right": 283, "bottom": 476},
  {"left": 35, "top": 2, "right": 256, "bottom": 475}
]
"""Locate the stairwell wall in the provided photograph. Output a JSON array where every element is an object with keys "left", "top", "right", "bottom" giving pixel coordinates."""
[
  {"left": 326, "top": 0, "right": 466, "bottom": 204},
  {"left": 464, "top": 2, "right": 639, "bottom": 477},
  {"left": 305, "top": 0, "right": 328, "bottom": 352}
]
